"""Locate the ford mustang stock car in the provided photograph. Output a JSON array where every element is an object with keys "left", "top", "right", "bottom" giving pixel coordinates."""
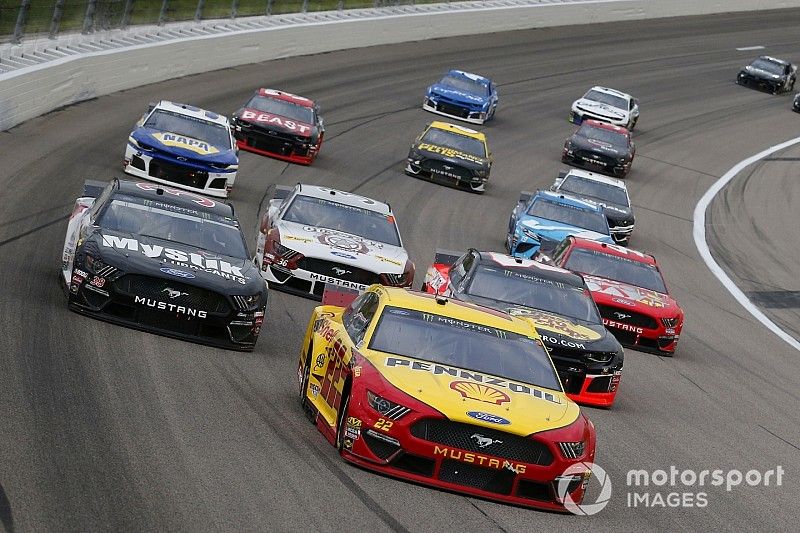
[
  {"left": 62, "top": 179, "right": 268, "bottom": 350},
  {"left": 231, "top": 88, "right": 324, "bottom": 165},
  {"left": 506, "top": 190, "right": 614, "bottom": 259},
  {"left": 562, "top": 120, "right": 635, "bottom": 178},
  {"left": 256, "top": 184, "right": 414, "bottom": 299},
  {"left": 569, "top": 86, "right": 639, "bottom": 130},
  {"left": 422, "top": 250, "right": 624, "bottom": 407},
  {"left": 298, "top": 284, "right": 596, "bottom": 511},
  {"left": 124, "top": 101, "right": 238, "bottom": 198},
  {"left": 422, "top": 69, "right": 499, "bottom": 125},
  {"left": 405, "top": 121, "right": 492, "bottom": 193},
  {"left": 550, "top": 169, "right": 635, "bottom": 245},
  {"left": 736, "top": 56, "right": 796, "bottom": 94},
  {"left": 551, "top": 237, "right": 684, "bottom": 355}
]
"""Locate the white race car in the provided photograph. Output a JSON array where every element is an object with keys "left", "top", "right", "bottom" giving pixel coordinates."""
[
  {"left": 570, "top": 86, "right": 639, "bottom": 130},
  {"left": 255, "top": 184, "right": 414, "bottom": 299},
  {"left": 124, "top": 101, "right": 239, "bottom": 198}
]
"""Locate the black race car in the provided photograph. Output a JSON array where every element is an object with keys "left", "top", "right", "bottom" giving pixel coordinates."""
[
  {"left": 736, "top": 56, "right": 796, "bottom": 94},
  {"left": 562, "top": 119, "right": 635, "bottom": 178},
  {"left": 61, "top": 179, "right": 268, "bottom": 351},
  {"left": 421, "top": 249, "right": 624, "bottom": 408},
  {"left": 793, "top": 92, "right": 800, "bottom": 112}
]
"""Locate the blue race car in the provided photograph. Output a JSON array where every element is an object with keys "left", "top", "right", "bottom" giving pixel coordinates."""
[
  {"left": 506, "top": 190, "right": 614, "bottom": 258},
  {"left": 124, "top": 101, "right": 239, "bottom": 198},
  {"left": 422, "top": 70, "right": 498, "bottom": 125}
]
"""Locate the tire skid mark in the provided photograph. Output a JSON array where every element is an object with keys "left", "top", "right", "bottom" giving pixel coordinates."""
[{"left": 0, "top": 215, "right": 67, "bottom": 248}]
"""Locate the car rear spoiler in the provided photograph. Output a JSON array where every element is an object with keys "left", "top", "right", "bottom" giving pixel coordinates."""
[
  {"left": 433, "top": 248, "right": 463, "bottom": 267},
  {"left": 272, "top": 184, "right": 294, "bottom": 201},
  {"left": 518, "top": 190, "right": 534, "bottom": 208},
  {"left": 82, "top": 179, "right": 108, "bottom": 198},
  {"left": 321, "top": 285, "right": 360, "bottom": 308}
]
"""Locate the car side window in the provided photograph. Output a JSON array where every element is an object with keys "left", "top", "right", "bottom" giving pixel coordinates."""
[
  {"left": 629, "top": 99, "right": 635, "bottom": 111},
  {"left": 343, "top": 292, "right": 379, "bottom": 345},
  {"left": 785, "top": 65, "right": 791, "bottom": 75}
]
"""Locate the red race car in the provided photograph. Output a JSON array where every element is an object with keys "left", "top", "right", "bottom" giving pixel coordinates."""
[
  {"left": 231, "top": 88, "right": 324, "bottom": 165},
  {"left": 551, "top": 237, "right": 684, "bottom": 355}
]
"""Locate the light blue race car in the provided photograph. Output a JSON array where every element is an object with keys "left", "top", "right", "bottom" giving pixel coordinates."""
[
  {"left": 506, "top": 190, "right": 614, "bottom": 259},
  {"left": 422, "top": 70, "right": 498, "bottom": 125}
]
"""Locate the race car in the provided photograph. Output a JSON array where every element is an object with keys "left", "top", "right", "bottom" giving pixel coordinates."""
[
  {"left": 422, "top": 69, "right": 499, "bottom": 125},
  {"left": 255, "top": 184, "right": 414, "bottom": 299},
  {"left": 405, "top": 121, "right": 492, "bottom": 193},
  {"left": 569, "top": 86, "right": 639, "bottom": 130},
  {"left": 506, "top": 190, "right": 614, "bottom": 259},
  {"left": 62, "top": 179, "right": 268, "bottom": 351},
  {"left": 736, "top": 56, "right": 796, "bottom": 94},
  {"left": 792, "top": 92, "right": 800, "bottom": 112},
  {"left": 550, "top": 169, "right": 635, "bottom": 245},
  {"left": 562, "top": 120, "right": 635, "bottom": 178},
  {"left": 422, "top": 250, "right": 625, "bottom": 408},
  {"left": 124, "top": 101, "right": 238, "bottom": 198},
  {"left": 231, "top": 88, "right": 324, "bottom": 165},
  {"left": 551, "top": 237, "right": 684, "bottom": 355},
  {"left": 299, "top": 284, "right": 596, "bottom": 511}
]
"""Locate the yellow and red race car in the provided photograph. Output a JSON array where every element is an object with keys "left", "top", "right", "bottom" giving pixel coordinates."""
[{"left": 298, "top": 285, "right": 597, "bottom": 511}]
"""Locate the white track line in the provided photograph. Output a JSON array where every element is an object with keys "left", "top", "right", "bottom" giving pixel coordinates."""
[
  {"left": 693, "top": 137, "right": 800, "bottom": 352},
  {"left": 736, "top": 45, "right": 765, "bottom": 51}
]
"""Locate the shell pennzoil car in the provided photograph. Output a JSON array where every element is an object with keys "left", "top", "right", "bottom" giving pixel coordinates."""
[
  {"left": 422, "top": 249, "right": 624, "bottom": 408},
  {"left": 405, "top": 121, "right": 492, "bottom": 194},
  {"left": 298, "top": 285, "right": 597, "bottom": 511},
  {"left": 552, "top": 236, "right": 684, "bottom": 355}
]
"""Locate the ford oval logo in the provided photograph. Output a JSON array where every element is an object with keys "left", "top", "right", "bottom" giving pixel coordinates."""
[
  {"left": 330, "top": 251, "right": 357, "bottom": 260},
  {"left": 467, "top": 411, "right": 510, "bottom": 425},
  {"left": 160, "top": 267, "right": 195, "bottom": 279}
]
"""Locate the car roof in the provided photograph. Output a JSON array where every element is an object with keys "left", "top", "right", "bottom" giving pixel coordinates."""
[
  {"left": 534, "top": 190, "right": 605, "bottom": 212},
  {"left": 586, "top": 86, "right": 632, "bottom": 99},
  {"left": 581, "top": 119, "right": 631, "bottom": 135},
  {"left": 256, "top": 88, "right": 316, "bottom": 108},
  {"left": 445, "top": 70, "right": 491, "bottom": 84},
  {"left": 758, "top": 55, "right": 790, "bottom": 66},
  {"left": 114, "top": 179, "right": 235, "bottom": 217},
  {"left": 293, "top": 184, "right": 392, "bottom": 215},
  {"left": 153, "top": 101, "right": 229, "bottom": 127},
  {"left": 428, "top": 121, "right": 486, "bottom": 141},
  {"left": 569, "top": 237, "right": 657, "bottom": 265},
  {"left": 562, "top": 169, "right": 627, "bottom": 190},
  {"left": 477, "top": 251, "right": 587, "bottom": 288}
]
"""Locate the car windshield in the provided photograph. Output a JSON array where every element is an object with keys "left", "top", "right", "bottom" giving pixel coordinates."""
[
  {"left": 466, "top": 265, "right": 601, "bottom": 322},
  {"left": 143, "top": 110, "right": 231, "bottom": 149},
  {"left": 526, "top": 198, "right": 609, "bottom": 234},
  {"left": 421, "top": 128, "right": 486, "bottom": 157},
  {"left": 98, "top": 195, "right": 247, "bottom": 258},
  {"left": 283, "top": 194, "right": 401, "bottom": 247},
  {"left": 584, "top": 89, "right": 628, "bottom": 110},
  {"left": 370, "top": 307, "right": 561, "bottom": 391},
  {"left": 245, "top": 94, "right": 315, "bottom": 123},
  {"left": 564, "top": 248, "right": 668, "bottom": 293},
  {"left": 578, "top": 124, "right": 629, "bottom": 146},
  {"left": 560, "top": 175, "right": 629, "bottom": 206},
  {"left": 750, "top": 58, "right": 784, "bottom": 75},
  {"left": 439, "top": 74, "right": 490, "bottom": 96}
]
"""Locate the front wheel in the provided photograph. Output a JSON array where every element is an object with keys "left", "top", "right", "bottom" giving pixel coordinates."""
[
  {"left": 299, "top": 344, "right": 316, "bottom": 423},
  {"left": 335, "top": 390, "right": 352, "bottom": 452}
]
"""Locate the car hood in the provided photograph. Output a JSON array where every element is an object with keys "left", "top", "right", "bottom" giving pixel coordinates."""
[
  {"left": 92, "top": 230, "right": 262, "bottom": 291},
  {"left": 373, "top": 353, "right": 580, "bottom": 435},
  {"left": 413, "top": 141, "right": 487, "bottom": 169},
  {"left": 570, "top": 134, "right": 626, "bottom": 156},
  {"left": 582, "top": 274, "right": 680, "bottom": 317},
  {"left": 573, "top": 98, "right": 628, "bottom": 119},
  {"left": 235, "top": 107, "right": 315, "bottom": 138},
  {"left": 518, "top": 217, "right": 612, "bottom": 244},
  {"left": 276, "top": 220, "right": 407, "bottom": 274},
  {"left": 131, "top": 127, "right": 237, "bottom": 164},
  {"left": 428, "top": 83, "right": 488, "bottom": 105}
]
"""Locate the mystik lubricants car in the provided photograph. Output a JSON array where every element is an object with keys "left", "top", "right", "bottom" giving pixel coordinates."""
[
  {"left": 562, "top": 120, "right": 635, "bottom": 178},
  {"left": 552, "top": 237, "right": 684, "bottom": 355},
  {"left": 506, "top": 190, "right": 614, "bottom": 259},
  {"left": 124, "top": 101, "right": 238, "bottom": 198},
  {"left": 422, "top": 250, "right": 624, "bottom": 407},
  {"left": 298, "top": 285, "right": 596, "bottom": 511},
  {"left": 569, "top": 86, "right": 639, "bottom": 130},
  {"left": 231, "top": 88, "right": 324, "bottom": 164},
  {"left": 62, "top": 179, "right": 268, "bottom": 350},
  {"left": 256, "top": 184, "right": 414, "bottom": 299},
  {"left": 405, "top": 121, "right": 492, "bottom": 193},
  {"left": 422, "top": 69, "right": 499, "bottom": 125},
  {"left": 736, "top": 56, "right": 796, "bottom": 94}
]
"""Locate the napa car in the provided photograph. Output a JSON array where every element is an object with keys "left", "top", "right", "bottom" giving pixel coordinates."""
[
  {"left": 124, "top": 101, "right": 238, "bottom": 198},
  {"left": 299, "top": 285, "right": 596, "bottom": 511},
  {"left": 422, "top": 70, "right": 498, "bottom": 125},
  {"left": 736, "top": 56, "right": 796, "bottom": 94},
  {"left": 255, "top": 184, "right": 414, "bottom": 299},
  {"left": 570, "top": 86, "right": 639, "bottom": 130},
  {"left": 506, "top": 190, "right": 613, "bottom": 259},
  {"left": 61, "top": 179, "right": 267, "bottom": 351}
]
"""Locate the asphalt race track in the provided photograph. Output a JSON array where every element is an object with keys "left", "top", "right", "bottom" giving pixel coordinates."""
[{"left": 1, "top": 9, "right": 799, "bottom": 532}]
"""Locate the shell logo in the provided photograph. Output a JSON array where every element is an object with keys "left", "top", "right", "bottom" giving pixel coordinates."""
[{"left": 449, "top": 381, "right": 510, "bottom": 405}]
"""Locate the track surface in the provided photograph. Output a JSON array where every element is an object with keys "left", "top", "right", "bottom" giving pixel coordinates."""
[{"left": 2, "top": 10, "right": 799, "bottom": 532}]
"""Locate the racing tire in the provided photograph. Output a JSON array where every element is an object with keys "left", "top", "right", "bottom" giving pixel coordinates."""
[
  {"left": 335, "top": 387, "right": 352, "bottom": 452},
  {"left": 299, "top": 344, "right": 316, "bottom": 423},
  {"left": 629, "top": 117, "right": 638, "bottom": 131},
  {"left": 789, "top": 79, "right": 796, "bottom": 92}
]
